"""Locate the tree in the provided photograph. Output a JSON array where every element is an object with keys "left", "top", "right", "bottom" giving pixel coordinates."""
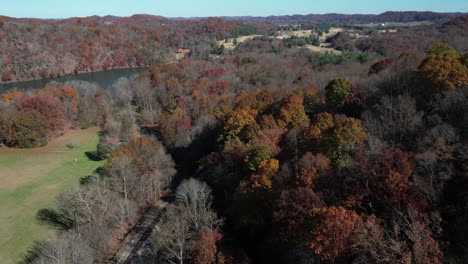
[
  {"left": 304, "top": 113, "right": 367, "bottom": 164},
  {"left": 107, "top": 137, "right": 176, "bottom": 205},
  {"left": 325, "top": 77, "right": 353, "bottom": 110},
  {"left": 309, "top": 206, "right": 361, "bottom": 262},
  {"left": 0, "top": 109, "right": 49, "bottom": 147},
  {"left": 416, "top": 43, "right": 468, "bottom": 92},
  {"left": 199, "top": 68, "right": 227, "bottom": 81},
  {"left": 0, "top": 109, "right": 19, "bottom": 146},
  {"left": 176, "top": 178, "right": 221, "bottom": 231},
  {"left": 311, "top": 37, "right": 320, "bottom": 47},
  {"left": 413, "top": 124, "right": 458, "bottom": 204},
  {"left": 362, "top": 94, "right": 423, "bottom": 145},
  {"left": 59, "top": 86, "right": 79, "bottom": 120},
  {"left": 292, "top": 85, "right": 324, "bottom": 116},
  {"left": 15, "top": 94, "right": 66, "bottom": 131},
  {"left": 232, "top": 159, "right": 279, "bottom": 231},
  {"left": 218, "top": 108, "right": 259, "bottom": 146},
  {"left": 209, "top": 80, "right": 231, "bottom": 95},
  {"left": 352, "top": 148, "right": 423, "bottom": 213},
  {"left": 369, "top": 58, "right": 395, "bottom": 75},
  {"left": 403, "top": 210, "right": 443, "bottom": 264},
  {"left": 294, "top": 152, "right": 331, "bottom": 188},
  {"left": 274, "top": 187, "right": 324, "bottom": 245},
  {"left": 1, "top": 69, "right": 13, "bottom": 82},
  {"left": 426, "top": 42, "right": 461, "bottom": 60},
  {"left": 2, "top": 91, "right": 25, "bottom": 102},
  {"left": 117, "top": 108, "right": 137, "bottom": 140},
  {"left": 303, "top": 112, "right": 334, "bottom": 142},
  {"left": 175, "top": 118, "right": 193, "bottom": 148},
  {"left": 192, "top": 231, "right": 223, "bottom": 264},
  {"left": 325, "top": 116, "right": 367, "bottom": 163},
  {"left": 159, "top": 107, "right": 190, "bottom": 148},
  {"left": 416, "top": 57, "right": 468, "bottom": 92},
  {"left": 352, "top": 215, "right": 402, "bottom": 264},
  {"left": 277, "top": 95, "right": 309, "bottom": 129},
  {"left": 354, "top": 209, "right": 443, "bottom": 264},
  {"left": 154, "top": 205, "right": 195, "bottom": 264},
  {"left": 106, "top": 155, "right": 139, "bottom": 217},
  {"left": 244, "top": 145, "right": 273, "bottom": 171},
  {"left": 26, "top": 232, "right": 93, "bottom": 264}
]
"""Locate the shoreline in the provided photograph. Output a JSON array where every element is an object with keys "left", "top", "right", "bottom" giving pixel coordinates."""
[{"left": 0, "top": 65, "right": 152, "bottom": 86}]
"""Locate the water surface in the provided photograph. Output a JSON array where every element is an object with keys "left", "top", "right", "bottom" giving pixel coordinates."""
[{"left": 0, "top": 67, "right": 149, "bottom": 94}]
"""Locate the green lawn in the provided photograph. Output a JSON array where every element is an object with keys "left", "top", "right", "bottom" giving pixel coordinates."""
[{"left": 0, "top": 127, "right": 104, "bottom": 264}]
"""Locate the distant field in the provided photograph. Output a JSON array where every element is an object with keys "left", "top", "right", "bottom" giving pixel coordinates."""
[
  {"left": 318, "top": 27, "right": 343, "bottom": 42},
  {"left": 275, "top": 29, "right": 313, "bottom": 39},
  {"left": 302, "top": 44, "right": 343, "bottom": 55},
  {"left": 357, "top": 21, "right": 435, "bottom": 27},
  {"left": 218, "top": 28, "right": 343, "bottom": 54},
  {"left": 0, "top": 127, "right": 104, "bottom": 264},
  {"left": 218, "top": 34, "right": 264, "bottom": 50}
]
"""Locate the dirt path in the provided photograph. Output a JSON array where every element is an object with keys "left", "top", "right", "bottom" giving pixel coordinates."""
[{"left": 110, "top": 200, "right": 169, "bottom": 264}]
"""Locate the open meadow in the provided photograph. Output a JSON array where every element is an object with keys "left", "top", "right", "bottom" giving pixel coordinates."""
[{"left": 0, "top": 127, "right": 104, "bottom": 264}]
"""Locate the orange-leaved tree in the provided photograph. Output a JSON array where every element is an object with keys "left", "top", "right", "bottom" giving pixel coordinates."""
[
  {"left": 277, "top": 95, "right": 309, "bottom": 129},
  {"left": 309, "top": 206, "right": 361, "bottom": 262},
  {"left": 416, "top": 43, "right": 468, "bottom": 92},
  {"left": 218, "top": 108, "right": 259, "bottom": 146}
]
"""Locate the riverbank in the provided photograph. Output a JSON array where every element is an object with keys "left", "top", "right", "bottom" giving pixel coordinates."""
[
  {"left": 0, "top": 65, "right": 151, "bottom": 85},
  {"left": 0, "top": 67, "right": 151, "bottom": 94}
]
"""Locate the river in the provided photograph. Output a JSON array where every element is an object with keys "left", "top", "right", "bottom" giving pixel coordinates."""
[{"left": 0, "top": 67, "right": 150, "bottom": 94}]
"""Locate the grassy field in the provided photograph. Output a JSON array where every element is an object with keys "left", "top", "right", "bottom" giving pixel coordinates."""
[
  {"left": 218, "top": 28, "right": 343, "bottom": 53},
  {"left": 0, "top": 127, "right": 104, "bottom": 264},
  {"left": 357, "top": 21, "right": 435, "bottom": 28},
  {"left": 302, "top": 44, "right": 343, "bottom": 55}
]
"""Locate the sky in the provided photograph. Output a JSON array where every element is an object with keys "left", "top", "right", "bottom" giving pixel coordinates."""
[{"left": 0, "top": 0, "right": 467, "bottom": 19}]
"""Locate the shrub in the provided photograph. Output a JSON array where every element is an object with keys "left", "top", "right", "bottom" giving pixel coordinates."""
[
  {"left": 81, "top": 121, "right": 93, "bottom": 129},
  {"left": 19, "top": 141, "right": 35, "bottom": 149},
  {"left": 309, "top": 52, "right": 380, "bottom": 68},
  {"left": 67, "top": 141, "right": 78, "bottom": 149},
  {"left": 85, "top": 151, "right": 102, "bottom": 161},
  {"left": 242, "top": 57, "right": 257, "bottom": 65}
]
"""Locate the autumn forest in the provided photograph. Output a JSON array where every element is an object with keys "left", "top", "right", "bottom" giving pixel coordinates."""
[{"left": 0, "top": 8, "right": 467, "bottom": 264}]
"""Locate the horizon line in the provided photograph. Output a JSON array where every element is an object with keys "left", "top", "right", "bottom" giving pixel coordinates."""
[{"left": 1, "top": 10, "right": 466, "bottom": 20}]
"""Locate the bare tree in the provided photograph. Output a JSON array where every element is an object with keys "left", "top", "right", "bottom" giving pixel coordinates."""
[
  {"left": 152, "top": 179, "right": 222, "bottom": 264},
  {"left": 118, "top": 108, "right": 137, "bottom": 140},
  {"left": 193, "top": 115, "right": 218, "bottom": 137},
  {"left": 31, "top": 231, "right": 93, "bottom": 264},
  {"left": 107, "top": 155, "right": 139, "bottom": 218},
  {"left": 154, "top": 205, "right": 194, "bottom": 264},
  {"left": 175, "top": 178, "right": 221, "bottom": 232},
  {"left": 363, "top": 94, "right": 423, "bottom": 146},
  {"left": 109, "top": 77, "right": 133, "bottom": 107},
  {"left": 128, "top": 137, "right": 176, "bottom": 203},
  {"left": 36, "top": 181, "right": 137, "bottom": 259}
]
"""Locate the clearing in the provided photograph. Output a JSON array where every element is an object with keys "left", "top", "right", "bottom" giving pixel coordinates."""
[
  {"left": 302, "top": 44, "right": 342, "bottom": 55},
  {"left": 218, "top": 34, "right": 264, "bottom": 50},
  {"left": 217, "top": 28, "right": 343, "bottom": 54},
  {"left": 0, "top": 127, "right": 104, "bottom": 264}
]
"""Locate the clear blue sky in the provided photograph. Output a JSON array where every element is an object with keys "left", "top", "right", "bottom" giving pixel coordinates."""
[{"left": 1, "top": 0, "right": 467, "bottom": 18}]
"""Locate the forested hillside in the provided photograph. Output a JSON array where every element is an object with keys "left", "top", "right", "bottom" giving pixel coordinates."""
[
  {"left": 224, "top": 11, "right": 466, "bottom": 23},
  {"left": 1, "top": 12, "right": 466, "bottom": 84},
  {"left": 0, "top": 15, "right": 273, "bottom": 83}
]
